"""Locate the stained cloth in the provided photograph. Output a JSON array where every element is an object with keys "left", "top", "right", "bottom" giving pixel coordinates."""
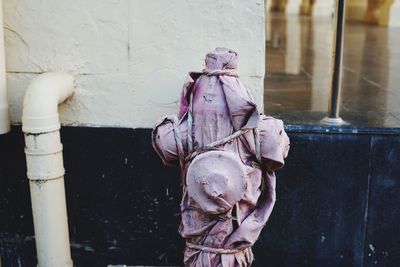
[{"left": 152, "top": 48, "right": 290, "bottom": 267}]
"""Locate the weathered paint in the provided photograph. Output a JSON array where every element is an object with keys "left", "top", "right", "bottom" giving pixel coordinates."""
[{"left": 3, "top": 0, "right": 265, "bottom": 128}]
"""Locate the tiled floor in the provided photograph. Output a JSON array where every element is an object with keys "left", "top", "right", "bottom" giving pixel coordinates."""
[{"left": 264, "top": 13, "right": 400, "bottom": 128}]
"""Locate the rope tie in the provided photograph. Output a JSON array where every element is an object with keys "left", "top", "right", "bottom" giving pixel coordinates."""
[
  {"left": 202, "top": 69, "right": 239, "bottom": 77},
  {"left": 187, "top": 92, "right": 194, "bottom": 155},
  {"left": 186, "top": 242, "right": 249, "bottom": 255},
  {"left": 171, "top": 82, "right": 262, "bottom": 187}
]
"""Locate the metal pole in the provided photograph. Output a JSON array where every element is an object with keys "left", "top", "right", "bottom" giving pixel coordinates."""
[{"left": 321, "top": 0, "right": 346, "bottom": 125}]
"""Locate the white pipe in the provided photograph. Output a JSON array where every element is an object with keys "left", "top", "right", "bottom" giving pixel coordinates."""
[
  {"left": 22, "top": 72, "right": 74, "bottom": 267},
  {"left": 0, "top": 0, "right": 10, "bottom": 134}
]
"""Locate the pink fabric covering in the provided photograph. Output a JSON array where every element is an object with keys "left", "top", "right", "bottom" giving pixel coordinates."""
[{"left": 152, "top": 48, "right": 290, "bottom": 267}]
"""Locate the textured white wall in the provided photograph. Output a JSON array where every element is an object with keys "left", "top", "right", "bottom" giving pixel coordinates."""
[{"left": 3, "top": 0, "right": 265, "bottom": 128}]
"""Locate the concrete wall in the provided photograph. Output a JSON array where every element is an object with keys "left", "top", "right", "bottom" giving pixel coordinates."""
[{"left": 3, "top": 0, "right": 265, "bottom": 128}]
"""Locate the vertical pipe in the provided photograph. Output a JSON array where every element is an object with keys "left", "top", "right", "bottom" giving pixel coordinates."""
[
  {"left": 22, "top": 72, "right": 74, "bottom": 267},
  {"left": 25, "top": 132, "right": 73, "bottom": 267},
  {"left": 0, "top": 0, "right": 10, "bottom": 134},
  {"left": 322, "top": 0, "right": 347, "bottom": 125},
  {"left": 330, "top": 0, "right": 346, "bottom": 118}
]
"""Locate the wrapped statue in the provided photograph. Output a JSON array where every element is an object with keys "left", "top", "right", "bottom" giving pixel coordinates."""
[{"left": 152, "top": 48, "right": 290, "bottom": 267}]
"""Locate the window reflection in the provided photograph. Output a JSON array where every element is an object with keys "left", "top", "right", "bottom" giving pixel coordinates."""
[{"left": 265, "top": 0, "right": 400, "bottom": 128}]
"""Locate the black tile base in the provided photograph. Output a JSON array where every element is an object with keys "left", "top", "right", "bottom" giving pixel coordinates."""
[
  {"left": 253, "top": 133, "right": 371, "bottom": 267},
  {"left": 363, "top": 136, "right": 400, "bottom": 267},
  {"left": 0, "top": 126, "right": 399, "bottom": 267}
]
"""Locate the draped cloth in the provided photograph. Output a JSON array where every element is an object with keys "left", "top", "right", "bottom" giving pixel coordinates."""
[{"left": 152, "top": 48, "right": 290, "bottom": 267}]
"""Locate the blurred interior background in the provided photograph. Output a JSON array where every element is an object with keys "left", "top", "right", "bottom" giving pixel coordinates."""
[{"left": 264, "top": 0, "right": 400, "bottom": 128}]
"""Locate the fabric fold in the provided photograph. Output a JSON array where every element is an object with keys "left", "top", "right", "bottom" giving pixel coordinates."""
[{"left": 152, "top": 48, "right": 290, "bottom": 267}]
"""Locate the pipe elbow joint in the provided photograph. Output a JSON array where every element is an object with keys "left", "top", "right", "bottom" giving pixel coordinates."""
[{"left": 22, "top": 72, "right": 75, "bottom": 134}]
